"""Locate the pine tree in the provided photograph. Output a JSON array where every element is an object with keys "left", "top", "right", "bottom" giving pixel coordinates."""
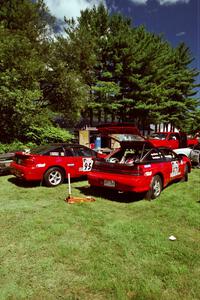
[{"left": 45, "top": 3, "right": 199, "bottom": 130}]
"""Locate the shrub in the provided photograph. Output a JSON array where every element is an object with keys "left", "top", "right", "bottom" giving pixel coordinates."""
[
  {"left": 0, "top": 141, "right": 35, "bottom": 154},
  {"left": 25, "top": 125, "right": 73, "bottom": 144}
]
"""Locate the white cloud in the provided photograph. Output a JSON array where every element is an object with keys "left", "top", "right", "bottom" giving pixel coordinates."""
[
  {"left": 44, "top": 0, "right": 107, "bottom": 20},
  {"left": 157, "top": 0, "right": 190, "bottom": 5},
  {"left": 176, "top": 31, "right": 186, "bottom": 36},
  {"left": 129, "top": 0, "right": 190, "bottom": 5},
  {"left": 129, "top": 0, "right": 148, "bottom": 4}
]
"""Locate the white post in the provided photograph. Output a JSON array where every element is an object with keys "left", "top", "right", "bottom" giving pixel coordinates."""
[{"left": 68, "top": 173, "right": 71, "bottom": 196}]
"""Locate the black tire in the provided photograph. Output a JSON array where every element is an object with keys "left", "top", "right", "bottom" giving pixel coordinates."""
[
  {"left": 145, "top": 175, "right": 162, "bottom": 200},
  {"left": 44, "top": 167, "right": 64, "bottom": 187},
  {"left": 181, "top": 164, "right": 188, "bottom": 182}
]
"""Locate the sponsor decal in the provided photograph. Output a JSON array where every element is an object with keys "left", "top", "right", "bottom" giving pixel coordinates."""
[
  {"left": 36, "top": 163, "right": 46, "bottom": 168},
  {"left": 144, "top": 164, "right": 151, "bottom": 168},
  {"left": 144, "top": 171, "right": 152, "bottom": 176},
  {"left": 170, "top": 161, "right": 180, "bottom": 177}
]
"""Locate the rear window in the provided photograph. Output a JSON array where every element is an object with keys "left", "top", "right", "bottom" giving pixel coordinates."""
[
  {"left": 73, "top": 147, "right": 96, "bottom": 157},
  {"left": 30, "top": 146, "right": 65, "bottom": 156},
  {"left": 30, "top": 145, "right": 54, "bottom": 154}
]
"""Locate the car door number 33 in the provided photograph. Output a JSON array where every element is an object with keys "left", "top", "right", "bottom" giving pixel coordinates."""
[{"left": 82, "top": 158, "right": 93, "bottom": 171}]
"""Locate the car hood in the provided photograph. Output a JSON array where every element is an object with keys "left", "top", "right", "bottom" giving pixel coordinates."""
[{"left": 148, "top": 139, "right": 169, "bottom": 147}]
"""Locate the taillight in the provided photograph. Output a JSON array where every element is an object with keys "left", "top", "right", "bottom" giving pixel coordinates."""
[
  {"left": 22, "top": 158, "right": 35, "bottom": 166},
  {"left": 129, "top": 165, "right": 144, "bottom": 176}
]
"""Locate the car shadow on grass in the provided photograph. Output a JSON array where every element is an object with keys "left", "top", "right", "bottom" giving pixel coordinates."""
[
  {"left": 76, "top": 185, "right": 146, "bottom": 203},
  {"left": 8, "top": 177, "right": 42, "bottom": 188},
  {"left": 7, "top": 176, "right": 88, "bottom": 189}
]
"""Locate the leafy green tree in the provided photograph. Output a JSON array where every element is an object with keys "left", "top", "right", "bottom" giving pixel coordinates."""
[
  {"left": 42, "top": 40, "right": 89, "bottom": 125},
  {"left": 0, "top": 0, "right": 56, "bottom": 143}
]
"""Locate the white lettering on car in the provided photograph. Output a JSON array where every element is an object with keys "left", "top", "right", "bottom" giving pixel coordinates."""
[{"left": 82, "top": 158, "right": 93, "bottom": 171}]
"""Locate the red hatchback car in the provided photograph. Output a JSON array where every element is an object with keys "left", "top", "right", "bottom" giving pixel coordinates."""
[
  {"left": 11, "top": 144, "right": 102, "bottom": 187},
  {"left": 88, "top": 140, "right": 191, "bottom": 199}
]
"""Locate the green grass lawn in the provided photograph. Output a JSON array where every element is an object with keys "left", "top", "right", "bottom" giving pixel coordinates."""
[{"left": 0, "top": 170, "right": 200, "bottom": 300}]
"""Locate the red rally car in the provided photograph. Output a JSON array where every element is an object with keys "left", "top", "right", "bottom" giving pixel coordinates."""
[
  {"left": 88, "top": 140, "right": 191, "bottom": 199},
  {"left": 11, "top": 144, "right": 103, "bottom": 187}
]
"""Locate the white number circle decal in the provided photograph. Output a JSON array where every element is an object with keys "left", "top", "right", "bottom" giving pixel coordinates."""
[{"left": 83, "top": 158, "right": 93, "bottom": 171}]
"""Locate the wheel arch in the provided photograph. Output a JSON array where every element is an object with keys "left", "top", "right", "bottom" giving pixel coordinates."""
[
  {"left": 175, "top": 154, "right": 191, "bottom": 173},
  {"left": 186, "top": 162, "right": 191, "bottom": 173},
  {"left": 145, "top": 173, "right": 163, "bottom": 200},
  {"left": 44, "top": 165, "right": 66, "bottom": 178},
  {"left": 153, "top": 172, "right": 164, "bottom": 187}
]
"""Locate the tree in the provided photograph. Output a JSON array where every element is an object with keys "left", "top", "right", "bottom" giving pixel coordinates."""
[
  {"left": 60, "top": 4, "right": 199, "bottom": 130},
  {"left": 41, "top": 39, "right": 90, "bottom": 126},
  {"left": 0, "top": 0, "right": 56, "bottom": 143}
]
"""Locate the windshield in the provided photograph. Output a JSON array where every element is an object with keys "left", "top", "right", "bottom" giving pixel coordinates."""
[
  {"left": 112, "top": 134, "right": 144, "bottom": 142},
  {"left": 150, "top": 133, "right": 167, "bottom": 140}
]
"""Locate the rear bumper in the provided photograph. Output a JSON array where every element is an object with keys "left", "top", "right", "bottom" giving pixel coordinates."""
[
  {"left": 10, "top": 162, "right": 43, "bottom": 181},
  {"left": 88, "top": 171, "right": 151, "bottom": 193}
]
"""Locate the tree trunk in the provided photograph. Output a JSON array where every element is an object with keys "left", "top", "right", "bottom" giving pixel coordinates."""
[
  {"left": 111, "top": 113, "right": 115, "bottom": 122},
  {"left": 98, "top": 109, "right": 101, "bottom": 123},
  {"left": 89, "top": 108, "right": 93, "bottom": 126}
]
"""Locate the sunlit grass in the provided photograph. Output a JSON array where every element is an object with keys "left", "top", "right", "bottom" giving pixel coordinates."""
[{"left": 0, "top": 170, "right": 199, "bottom": 299}]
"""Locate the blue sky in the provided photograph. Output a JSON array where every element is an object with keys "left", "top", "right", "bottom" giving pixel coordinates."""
[
  {"left": 107, "top": 0, "right": 199, "bottom": 69},
  {"left": 44, "top": 0, "right": 199, "bottom": 94}
]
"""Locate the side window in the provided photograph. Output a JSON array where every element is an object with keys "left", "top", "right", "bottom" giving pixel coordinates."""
[
  {"left": 162, "top": 149, "right": 177, "bottom": 161},
  {"left": 169, "top": 134, "right": 178, "bottom": 140},
  {"left": 73, "top": 147, "right": 95, "bottom": 157},
  {"left": 145, "top": 149, "right": 163, "bottom": 161},
  {"left": 64, "top": 148, "right": 74, "bottom": 157},
  {"left": 46, "top": 147, "right": 65, "bottom": 156}
]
